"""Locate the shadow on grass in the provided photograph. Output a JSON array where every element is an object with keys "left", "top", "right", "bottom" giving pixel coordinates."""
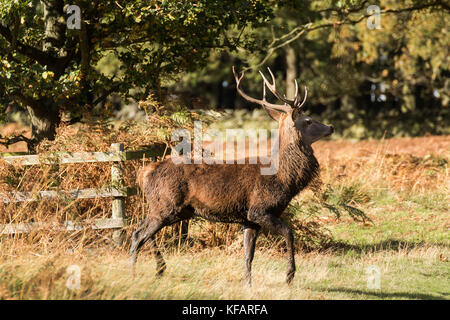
[
  {"left": 322, "top": 202, "right": 371, "bottom": 223},
  {"left": 316, "top": 287, "right": 448, "bottom": 300},
  {"left": 320, "top": 238, "right": 449, "bottom": 254}
]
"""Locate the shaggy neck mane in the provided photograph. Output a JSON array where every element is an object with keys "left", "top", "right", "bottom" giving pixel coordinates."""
[{"left": 276, "top": 138, "right": 319, "bottom": 196}]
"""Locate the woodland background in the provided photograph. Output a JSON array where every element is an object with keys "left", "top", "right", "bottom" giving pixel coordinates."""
[{"left": 0, "top": 0, "right": 448, "bottom": 300}]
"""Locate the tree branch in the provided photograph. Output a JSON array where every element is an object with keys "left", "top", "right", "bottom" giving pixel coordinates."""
[
  {"left": 0, "top": 24, "right": 73, "bottom": 74},
  {"left": 92, "top": 82, "right": 122, "bottom": 106},
  {"left": 251, "top": 1, "right": 449, "bottom": 69},
  {"left": 0, "top": 133, "right": 33, "bottom": 148},
  {"left": 8, "top": 90, "right": 39, "bottom": 109},
  {"left": 79, "top": 21, "right": 90, "bottom": 80}
]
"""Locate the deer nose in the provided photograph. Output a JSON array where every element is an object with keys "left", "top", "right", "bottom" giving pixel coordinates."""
[{"left": 329, "top": 126, "right": 334, "bottom": 134}]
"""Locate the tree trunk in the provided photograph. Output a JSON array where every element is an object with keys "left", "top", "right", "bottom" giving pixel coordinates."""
[
  {"left": 23, "top": 1, "right": 65, "bottom": 152},
  {"left": 42, "top": 1, "right": 66, "bottom": 56},
  {"left": 285, "top": 46, "right": 297, "bottom": 100},
  {"left": 26, "top": 100, "right": 61, "bottom": 152}
]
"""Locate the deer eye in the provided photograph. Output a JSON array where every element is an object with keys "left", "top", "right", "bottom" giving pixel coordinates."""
[{"left": 305, "top": 118, "right": 312, "bottom": 126}]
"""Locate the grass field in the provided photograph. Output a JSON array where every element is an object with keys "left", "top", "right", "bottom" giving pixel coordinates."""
[{"left": 0, "top": 134, "right": 449, "bottom": 300}]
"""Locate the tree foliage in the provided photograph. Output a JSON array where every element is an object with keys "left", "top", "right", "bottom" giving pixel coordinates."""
[
  {"left": 0, "top": 0, "right": 449, "bottom": 150},
  {"left": 180, "top": 0, "right": 449, "bottom": 138},
  {"left": 0, "top": 0, "right": 274, "bottom": 150}
]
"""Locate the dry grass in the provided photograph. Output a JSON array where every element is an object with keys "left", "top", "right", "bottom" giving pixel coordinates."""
[
  {"left": 0, "top": 117, "right": 449, "bottom": 299},
  {"left": 0, "top": 244, "right": 447, "bottom": 300},
  {"left": 314, "top": 135, "right": 449, "bottom": 193}
]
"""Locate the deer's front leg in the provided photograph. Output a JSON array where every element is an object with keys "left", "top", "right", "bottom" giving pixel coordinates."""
[
  {"left": 243, "top": 224, "right": 260, "bottom": 286},
  {"left": 248, "top": 210, "right": 296, "bottom": 284}
]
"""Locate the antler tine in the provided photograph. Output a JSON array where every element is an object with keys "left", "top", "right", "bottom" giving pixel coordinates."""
[
  {"left": 261, "top": 67, "right": 302, "bottom": 109},
  {"left": 262, "top": 77, "right": 266, "bottom": 101},
  {"left": 232, "top": 66, "right": 292, "bottom": 114},
  {"left": 233, "top": 65, "right": 308, "bottom": 115},
  {"left": 267, "top": 67, "right": 277, "bottom": 91},
  {"left": 298, "top": 86, "right": 308, "bottom": 110},
  {"left": 265, "top": 67, "right": 308, "bottom": 111},
  {"left": 258, "top": 69, "right": 277, "bottom": 98},
  {"left": 233, "top": 66, "right": 260, "bottom": 106},
  {"left": 266, "top": 67, "right": 289, "bottom": 103},
  {"left": 294, "top": 79, "right": 299, "bottom": 102}
]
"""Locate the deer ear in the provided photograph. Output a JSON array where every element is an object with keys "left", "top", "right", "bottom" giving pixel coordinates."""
[{"left": 263, "top": 106, "right": 285, "bottom": 121}]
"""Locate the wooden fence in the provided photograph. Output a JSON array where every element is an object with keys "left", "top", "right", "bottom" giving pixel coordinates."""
[{"left": 0, "top": 143, "right": 167, "bottom": 243}]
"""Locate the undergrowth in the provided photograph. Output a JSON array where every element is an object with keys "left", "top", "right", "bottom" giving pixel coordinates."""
[{"left": 0, "top": 95, "right": 448, "bottom": 260}]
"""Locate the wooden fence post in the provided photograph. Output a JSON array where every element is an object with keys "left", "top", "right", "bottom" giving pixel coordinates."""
[{"left": 111, "top": 143, "right": 125, "bottom": 246}]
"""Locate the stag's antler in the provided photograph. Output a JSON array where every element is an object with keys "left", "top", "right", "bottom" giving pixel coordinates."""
[
  {"left": 232, "top": 66, "right": 292, "bottom": 114},
  {"left": 259, "top": 67, "right": 307, "bottom": 110},
  {"left": 232, "top": 66, "right": 307, "bottom": 113}
]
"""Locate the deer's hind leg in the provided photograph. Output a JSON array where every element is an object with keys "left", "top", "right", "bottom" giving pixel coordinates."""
[
  {"left": 129, "top": 214, "right": 183, "bottom": 276},
  {"left": 130, "top": 218, "right": 165, "bottom": 276},
  {"left": 129, "top": 206, "right": 194, "bottom": 276}
]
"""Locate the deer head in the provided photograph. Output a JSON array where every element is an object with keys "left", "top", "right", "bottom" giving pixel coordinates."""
[{"left": 232, "top": 66, "right": 333, "bottom": 146}]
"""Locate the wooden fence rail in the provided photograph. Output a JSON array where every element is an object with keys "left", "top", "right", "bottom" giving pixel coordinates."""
[{"left": 0, "top": 143, "right": 167, "bottom": 243}]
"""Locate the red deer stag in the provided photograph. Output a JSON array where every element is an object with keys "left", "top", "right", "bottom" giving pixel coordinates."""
[{"left": 130, "top": 66, "right": 334, "bottom": 285}]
